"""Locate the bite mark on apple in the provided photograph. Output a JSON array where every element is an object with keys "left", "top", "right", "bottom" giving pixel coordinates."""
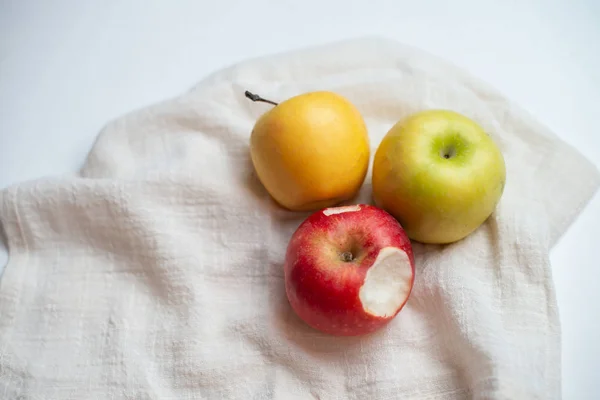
[
  {"left": 358, "top": 247, "right": 413, "bottom": 318},
  {"left": 323, "top": 205, "right": 361, "bottom": 216}
]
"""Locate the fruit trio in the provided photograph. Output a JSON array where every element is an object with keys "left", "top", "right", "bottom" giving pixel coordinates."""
[{"left": 246, "top": 90, "right": 506, "bottom": 336}]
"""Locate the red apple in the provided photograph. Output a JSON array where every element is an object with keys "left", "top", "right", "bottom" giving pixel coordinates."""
[{"left": 284, "top": 204, "right": 415, "bottom": 336}]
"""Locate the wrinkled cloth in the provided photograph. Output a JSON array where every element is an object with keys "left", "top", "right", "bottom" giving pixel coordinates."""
[{"left": 1, "top": 37, "right": 598, "bottom": 400}]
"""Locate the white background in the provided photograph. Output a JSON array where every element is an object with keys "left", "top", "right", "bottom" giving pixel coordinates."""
[{"left": 1, "top": 0, "right": 598, "bottom": 398}]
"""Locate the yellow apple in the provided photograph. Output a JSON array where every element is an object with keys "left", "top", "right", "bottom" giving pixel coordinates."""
[
  {"left": 247, "top": 90, "right": 370, "bottom": 212},
  {"left": 372, "top": 110, "right": 506, "bottom": 244}
]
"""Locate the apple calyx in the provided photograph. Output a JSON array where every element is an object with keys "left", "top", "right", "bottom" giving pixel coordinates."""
[{"left": 244, "top": 90, "right": 279, "bottom": 106}]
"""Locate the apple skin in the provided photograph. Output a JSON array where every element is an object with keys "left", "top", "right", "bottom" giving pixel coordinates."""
[
  {"left": 372, "top": 109, "right": 506, "bottom": 244},
  {"left": 284, "top": 204, "right": 415, "bottom": 336}
]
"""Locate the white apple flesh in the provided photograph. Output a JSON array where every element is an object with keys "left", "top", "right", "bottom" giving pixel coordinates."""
[{"left": 284, "top": 204, "right": 415, "bottom": 336}]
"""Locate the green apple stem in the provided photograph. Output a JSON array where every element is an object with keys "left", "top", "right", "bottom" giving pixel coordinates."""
[{"left": 245, "top": 90, "right": 278, "bottom": 106}]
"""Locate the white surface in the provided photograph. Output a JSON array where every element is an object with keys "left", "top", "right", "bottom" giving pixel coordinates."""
[{"left": 0, "top": 0, "right": 598, "bottom": 398}]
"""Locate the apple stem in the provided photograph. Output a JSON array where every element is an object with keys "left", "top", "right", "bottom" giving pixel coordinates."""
[
  {"left": 245, "top": 90, "right": 278, "bottom": 106},
  {"left": 341, "top": 252, "right": 354, "bottom": 262}
]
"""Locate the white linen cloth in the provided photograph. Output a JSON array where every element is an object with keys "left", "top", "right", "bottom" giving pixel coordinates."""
[{"left": 1, "top": 37, "right": 598, "bottom": 400}]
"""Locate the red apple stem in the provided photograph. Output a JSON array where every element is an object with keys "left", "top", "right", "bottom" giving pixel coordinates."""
[
  {"left": 341, "top": 252, "right": 354, "bottom": 262},
  {"left": 245, "top": 90, "right": 278, "bottom": 106}
]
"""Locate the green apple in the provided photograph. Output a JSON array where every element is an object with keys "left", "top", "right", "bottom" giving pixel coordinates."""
[{"left": 372, "top": 109, "right": 506, "bottom": 244}]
